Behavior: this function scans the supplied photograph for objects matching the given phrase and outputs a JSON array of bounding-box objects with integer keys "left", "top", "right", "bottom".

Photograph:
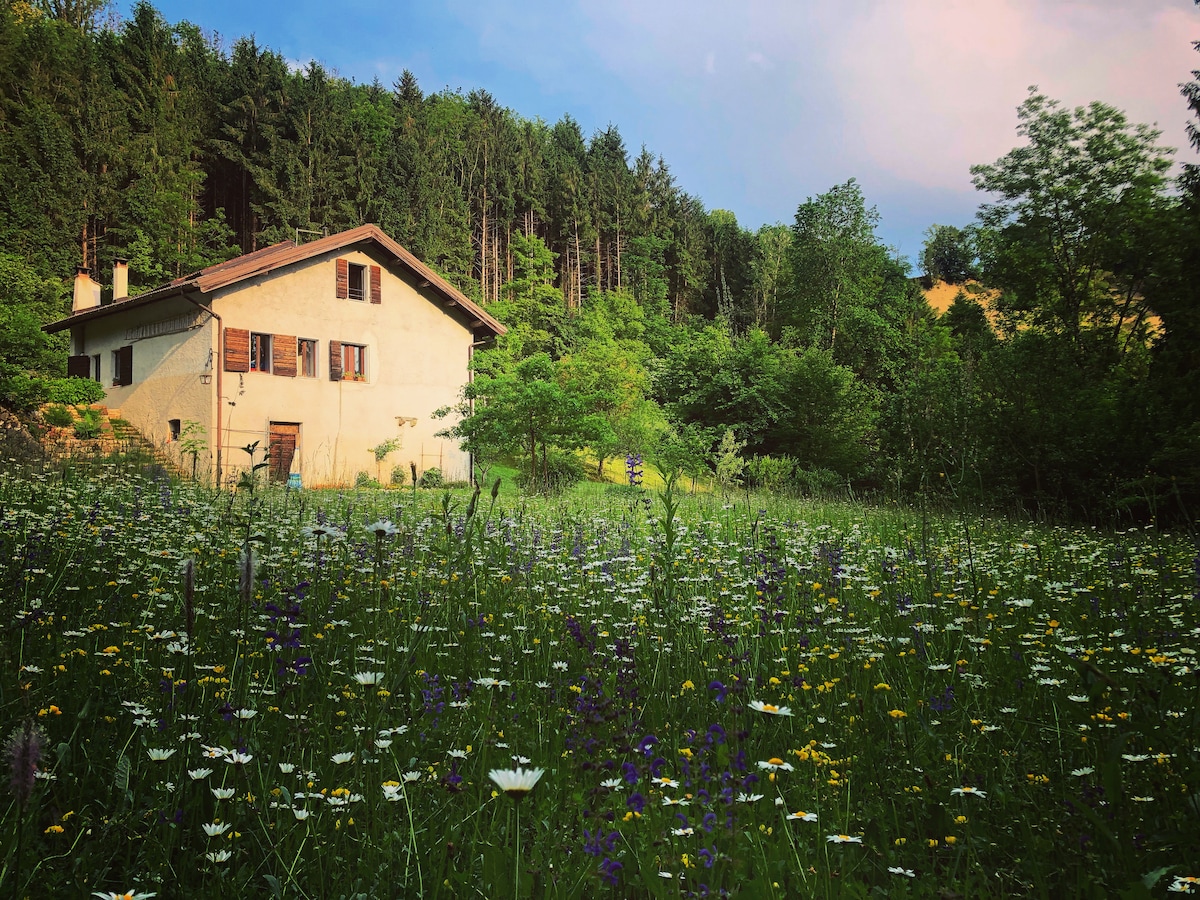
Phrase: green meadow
[{"left": 1, "top": 466, "right": 1197, "bottom": 898}]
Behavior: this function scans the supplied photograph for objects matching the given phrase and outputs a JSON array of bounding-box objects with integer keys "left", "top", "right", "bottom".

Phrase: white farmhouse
[{"left": 44, "top": 224, "right": 504, "bottom": 486}]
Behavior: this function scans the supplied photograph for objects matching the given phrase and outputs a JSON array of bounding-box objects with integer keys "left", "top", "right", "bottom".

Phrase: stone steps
[{"left": 38, "top": 404, "right": 179, "bottom": 475}]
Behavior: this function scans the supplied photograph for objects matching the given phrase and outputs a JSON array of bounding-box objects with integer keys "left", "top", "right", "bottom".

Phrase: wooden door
[{"left": 268, "top": 422, "right": 300, "bottom": 482}]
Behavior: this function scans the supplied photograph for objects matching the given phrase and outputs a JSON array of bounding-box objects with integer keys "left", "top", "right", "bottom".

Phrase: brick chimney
[
  {"left": 72, "top": 266, "right": 101, "bottom": 314},
  {"left": 113, "top": 257, "right": 128, "bottom": 301}
]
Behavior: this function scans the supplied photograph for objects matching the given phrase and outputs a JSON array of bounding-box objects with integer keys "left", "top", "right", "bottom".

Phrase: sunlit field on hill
[{"left": 1, "top": 466, "right": 1197, "bottom": 898}]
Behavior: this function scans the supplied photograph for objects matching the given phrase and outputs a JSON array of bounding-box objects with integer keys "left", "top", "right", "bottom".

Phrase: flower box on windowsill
[{"left": 344, "top": 374, "right": 366, "bottom": 383}]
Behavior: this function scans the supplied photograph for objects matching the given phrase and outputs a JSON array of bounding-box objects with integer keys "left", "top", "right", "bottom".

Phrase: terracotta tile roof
[{"left": 44, "top": 225, "right": 505, "bottom": 337}]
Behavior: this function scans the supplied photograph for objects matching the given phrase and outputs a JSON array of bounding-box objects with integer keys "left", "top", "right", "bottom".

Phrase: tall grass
[{"left": 0, "top": 467, "right": 1197, "bottom": 898}]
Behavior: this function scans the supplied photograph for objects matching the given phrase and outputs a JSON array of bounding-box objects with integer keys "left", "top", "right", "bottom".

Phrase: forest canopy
[{"left": 2, "top": 1, "right": 1198, "bottom": 521}]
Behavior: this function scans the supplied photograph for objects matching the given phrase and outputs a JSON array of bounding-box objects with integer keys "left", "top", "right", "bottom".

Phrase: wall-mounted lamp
[
  {"left": 200, "top": 348, "right": 214, "bottom": 385},
  {"left": 200, "top": 372, "right": 212, "bottom": 385}
]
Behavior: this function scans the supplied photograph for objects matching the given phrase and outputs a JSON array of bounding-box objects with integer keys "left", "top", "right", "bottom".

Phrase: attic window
[
  {"left": 336, "top": 258, "right": 381, "bottom": 303},
  {"left": 347, "top": 263, "right": 366, "bottom": 301}
]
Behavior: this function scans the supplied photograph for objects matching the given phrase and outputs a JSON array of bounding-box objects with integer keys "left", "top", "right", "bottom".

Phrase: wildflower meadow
[{"left": 1, "top": 465, "right": 1198, "bottom": 898}]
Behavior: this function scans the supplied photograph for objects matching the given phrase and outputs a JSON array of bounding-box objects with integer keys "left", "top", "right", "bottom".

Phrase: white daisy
[
  {"left": 488, "top": 766, "right": 545, "bottom": 799},
  {"left": 748, "top": 700, "right": 793, "bottom": 716},
  {"left": 757, "top": 758, "right": 795, "bottom": 772},
  {"left": 950, "top": 786, "right": 986, "bottom": 798}
]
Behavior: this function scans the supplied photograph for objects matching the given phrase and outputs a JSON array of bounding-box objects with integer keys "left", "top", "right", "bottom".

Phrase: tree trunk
[
  {"left": 574, "top": 224, "right": 582, "bottom": 309},
  {"left": 480, "top": 175, "right": 488, "bottom": 302}
]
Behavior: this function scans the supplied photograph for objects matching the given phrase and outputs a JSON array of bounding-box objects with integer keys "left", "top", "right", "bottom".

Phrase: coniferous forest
[{"left": 2, "top": 1, "right": 1199, "bottom": 522}]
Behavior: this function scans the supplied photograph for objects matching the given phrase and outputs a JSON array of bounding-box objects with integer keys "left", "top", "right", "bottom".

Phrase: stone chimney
[
  {"left": 113, "top": 257, "right": 128, "bottom": 301},
  {"left": 72, "top": 266, "right": 101, "bottom": 314}
]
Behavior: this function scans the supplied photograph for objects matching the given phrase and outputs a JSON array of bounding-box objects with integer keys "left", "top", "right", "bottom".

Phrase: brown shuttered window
[
  {"left": 224, "top": 327, "right": 250, "bottom": 372},
  {"left": 272, "top": 334, "right": 297, "bottom": 377},
  {"left": 328, "top": 340, "right": 343, "bottom": 381},
  {"left": 67, "top": 355, "right": 91, "bottom": 378},
  {"left": 335, "top": 258, "right": 349, "bottom": 299},
  {"left": 369, "top": 265, "right": 381, "bottom": 304}
]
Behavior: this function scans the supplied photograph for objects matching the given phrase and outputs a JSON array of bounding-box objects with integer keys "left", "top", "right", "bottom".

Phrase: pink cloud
[{"left": 833, "top": 0, "right": 1198, "bottom": 189}]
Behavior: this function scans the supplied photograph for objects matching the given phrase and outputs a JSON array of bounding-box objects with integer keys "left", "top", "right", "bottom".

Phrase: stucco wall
[
  {"left": 71, "top": 297, "right": 217, "bottom": 476},
  {"left": 212, "top": 245, "right": 473, "bottom": 486}
]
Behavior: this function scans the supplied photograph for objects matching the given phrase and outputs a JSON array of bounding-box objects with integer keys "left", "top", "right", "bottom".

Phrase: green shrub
[
  {"left": 73, "top": 407, "right": 102, "bottom": 440},
  {"left": 518, "top": 450, "right": 584, "bottom": 494},
  {"left": 0, "top": 372, "right": 49, "bottom": 412},
  {"left": 42, "top": 403, "right": 75, "bottom": 428},
  {"left": 355, "top": 471, "right": 382, "bottom": 489},
  {"left": 389, "top": 464, "right": 407, "bottom": 486},
  {"left": 46, "top": 377, "right": 105, "bottom": 406},
  {"left": 746, "top": 454, "right": 796, "bottom": 492},
  {"left": 417, "top": 467, "right": 443, "bottom": 488},
  {"left": 791, "top": 466, "right": 843, "bottom": 498}
]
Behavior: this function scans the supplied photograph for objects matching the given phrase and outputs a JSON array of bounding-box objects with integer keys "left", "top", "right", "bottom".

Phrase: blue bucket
[{"left": 286, "top": 472, "right": 302, "bottom": 490}]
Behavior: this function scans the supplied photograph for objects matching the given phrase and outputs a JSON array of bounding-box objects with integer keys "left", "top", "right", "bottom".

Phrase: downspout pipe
[{"left": 182, "top": 293, "right": 223, "bottom": 487}]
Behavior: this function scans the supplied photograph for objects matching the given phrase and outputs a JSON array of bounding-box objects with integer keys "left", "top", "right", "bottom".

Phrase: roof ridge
[{"left": 43, "top": 225, "right": 504, "bottom": 337}]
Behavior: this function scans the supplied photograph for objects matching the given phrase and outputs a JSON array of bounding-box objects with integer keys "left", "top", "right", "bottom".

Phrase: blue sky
[{"left": 144, "top": 0, "right": 1198, "bottom": 268}]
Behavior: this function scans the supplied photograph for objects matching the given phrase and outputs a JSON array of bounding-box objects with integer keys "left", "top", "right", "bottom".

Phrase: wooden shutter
[
  {"left": 116, "top": 345, "right": 133, "bottom": 386},
  {"left": 67, "top": 355, "right": 91, "bottom": 378},
  {"left": 272, "top": 334, "right": 297, "bottom": 377},
  {"left": 335, "top": 258, "right": 349, "bottom": 299},
  {"left": 329, "top": 340, "right": 342, "bottom": 381},
  {"left": 369, "top": 265, "right": 381, "bottom": 304},
  {"left": 224, "top": 327, "right": 249, "bottom": 372}
]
